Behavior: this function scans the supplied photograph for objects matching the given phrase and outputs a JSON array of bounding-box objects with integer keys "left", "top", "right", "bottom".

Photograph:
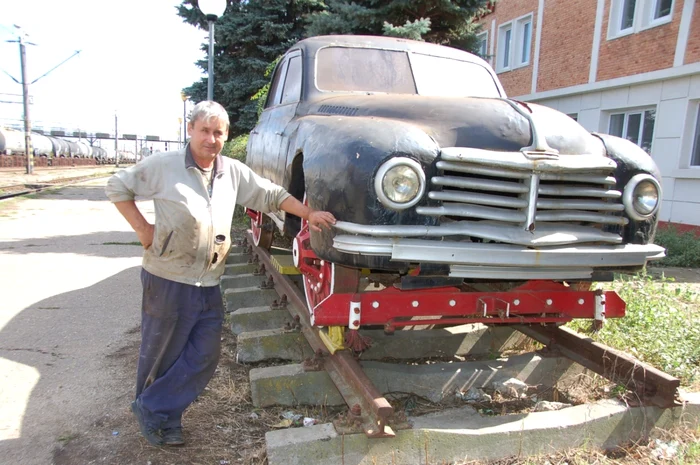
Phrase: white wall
[{"left": 537, "top": 73, "right": 700, "bottom": 226}]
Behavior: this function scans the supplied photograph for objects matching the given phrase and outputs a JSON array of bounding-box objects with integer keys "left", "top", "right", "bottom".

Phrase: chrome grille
[{"left": 416, "top": 148, "right": 627, "bottom": 233}]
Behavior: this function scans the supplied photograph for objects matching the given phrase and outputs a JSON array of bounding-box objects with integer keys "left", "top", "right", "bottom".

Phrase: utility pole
[
  {"left": 114, "top": 113, "right": 119, "bottom": 168},
  {"left": 19, "top": 34, "right": 34, "bottom": 175}
]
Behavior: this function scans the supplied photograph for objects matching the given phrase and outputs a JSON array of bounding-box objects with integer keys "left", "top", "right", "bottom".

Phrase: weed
[
  {"left": 654, "top": 225, "right": 700, "bottom": 267},
  {"left": 57, "top": 432, "right": 79, "bottom": 445},
  {"left": 570, "top": 273, "right": 700, "bottom": 385}
]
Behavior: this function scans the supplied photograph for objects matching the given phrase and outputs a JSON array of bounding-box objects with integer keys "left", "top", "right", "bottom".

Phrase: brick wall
[
  {"left": 536, "top": 0, "right": 597, "bottom": 92},
  {"left": 478, "top": 0, "right": 539, "bottom": 97},
  {"left": 684, "top": 0, "right": 700, "bottom": 64},
  {"left": 596, "top": 0, "right": 683, "bottom": 81}
]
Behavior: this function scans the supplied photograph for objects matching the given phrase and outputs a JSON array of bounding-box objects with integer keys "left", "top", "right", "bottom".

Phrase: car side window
[
  {"left": 265, "top": 60, "right": 289, "bottom": 109},
  {"left": 280, "top": 56, "right": 302, "bottom": 105}
]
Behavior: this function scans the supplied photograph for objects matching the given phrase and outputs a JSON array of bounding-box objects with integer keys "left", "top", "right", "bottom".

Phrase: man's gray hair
[{"left": 190, "top": 101, "right": 230, "bottom": 130}]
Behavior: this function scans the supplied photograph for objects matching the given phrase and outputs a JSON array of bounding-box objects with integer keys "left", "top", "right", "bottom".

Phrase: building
[{"left": 477, "top": 0, "right": 700, "bottom": 230}]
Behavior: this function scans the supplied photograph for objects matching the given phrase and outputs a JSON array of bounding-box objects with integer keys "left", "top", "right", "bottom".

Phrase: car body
[{"left": 247, "top": 34, "right": 664, "bottom": 278}]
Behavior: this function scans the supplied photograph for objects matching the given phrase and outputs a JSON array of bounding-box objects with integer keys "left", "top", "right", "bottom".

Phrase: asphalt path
[{"left": 0, "top": 176, "right": 151, "bottom": 464}]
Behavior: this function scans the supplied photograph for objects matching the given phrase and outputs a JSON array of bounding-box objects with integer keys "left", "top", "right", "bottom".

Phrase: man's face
[{"left": 188, "top": 117, "right": 228, "bottom": 163}]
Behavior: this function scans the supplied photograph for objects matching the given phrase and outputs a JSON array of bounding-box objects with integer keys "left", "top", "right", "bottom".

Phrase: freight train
[{"left": 0, "top": 126, "right": 136, "bottom": 165}]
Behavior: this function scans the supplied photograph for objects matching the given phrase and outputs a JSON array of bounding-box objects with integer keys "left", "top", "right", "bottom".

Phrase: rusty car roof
[{"left": 292, "top": 35, "right": 484, "bottom": 63}]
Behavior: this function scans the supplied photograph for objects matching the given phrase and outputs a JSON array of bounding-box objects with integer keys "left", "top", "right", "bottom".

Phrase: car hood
[{"left": 307, "top": 94, "right": 605, "bottom": 156}]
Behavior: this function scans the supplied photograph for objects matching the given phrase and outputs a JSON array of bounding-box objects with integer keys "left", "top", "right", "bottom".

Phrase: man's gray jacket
[{"left": 105, "top": 147, "right": 291, "bottom": 287}]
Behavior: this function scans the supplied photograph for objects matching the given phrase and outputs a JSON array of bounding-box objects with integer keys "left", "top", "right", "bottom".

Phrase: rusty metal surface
[
  {"left": 244, "top": 232, "right": 396, "bottom": 438},
  {"left": 515, "top": 325, "right": 680, "bottom": 408}
]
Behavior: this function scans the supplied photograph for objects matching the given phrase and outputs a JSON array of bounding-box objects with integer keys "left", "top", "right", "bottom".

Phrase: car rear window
[
  {"left": 316, "top": 47, "right": 417, "bottom": 94},
  {"left": 410, "top": 53, "right": 501, "bottom": 98},
  {"left": 316, "top": 46, "right": 501, "bottom": 98}
]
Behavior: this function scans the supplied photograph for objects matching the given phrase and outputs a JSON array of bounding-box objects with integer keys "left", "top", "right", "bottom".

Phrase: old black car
[{"left": 245, "top": 35, "right": 664, "bottom": 345}]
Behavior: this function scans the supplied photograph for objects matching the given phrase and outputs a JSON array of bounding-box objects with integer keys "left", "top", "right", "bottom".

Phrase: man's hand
[
  {"left": 308, "top": 210, "right": 336, "bottom": 232},
  {"left": 113, "top": 200, "right": 154, "bottom": 250},
  {"left": 136, "top": 223, "right": 155, "bottom": 249}
]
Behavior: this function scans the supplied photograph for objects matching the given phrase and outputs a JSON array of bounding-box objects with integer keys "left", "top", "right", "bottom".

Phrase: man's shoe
[
  {"left": 130, "top": 401, "right": 163, "bottom": 446},
  {"left": 161, "top": 427, "right": 184, "bottom": 446}
]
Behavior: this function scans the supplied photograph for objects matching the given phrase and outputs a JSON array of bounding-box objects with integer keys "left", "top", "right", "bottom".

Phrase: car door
[{"left": 248, "top": 58, "right": 288, "bottom": 178}]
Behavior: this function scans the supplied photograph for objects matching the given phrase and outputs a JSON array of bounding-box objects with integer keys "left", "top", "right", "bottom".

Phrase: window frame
[
  {"left": 607, "top": 107, "right": 656, "bottom": 154},
  {"left": 495, "top": 13, "right": 533, "bottom": 73},
  {"left": 476, "top": 31, "right": 488, "bottom": 59},
  {"left": 280, "top": 54, "right": 302, "bottom": 105},
  {"left": 608, "top": 0, "right": 674, "bottom": 40},
  {"left": 690, "top": 105, "right": 700, "bottom": 167}
]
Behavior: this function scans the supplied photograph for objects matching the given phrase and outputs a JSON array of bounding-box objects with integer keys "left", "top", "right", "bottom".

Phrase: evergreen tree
[
  {"left": 177, "top": 0, "right": 323, "bottom": 137},
  {"left": 305, "top": 0, "right": 492, "bottom": 51},
  {"left": 178, "top": 0, "right": 491, "bottom": 137}
]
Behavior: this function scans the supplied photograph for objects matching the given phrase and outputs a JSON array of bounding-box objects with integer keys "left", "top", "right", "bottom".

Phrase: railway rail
[
  {"left": 233, "top": 230, "right": 681, "bottom": 443},
  {"left": 0, "top": 172, "right": 115, "bottom": 200}
]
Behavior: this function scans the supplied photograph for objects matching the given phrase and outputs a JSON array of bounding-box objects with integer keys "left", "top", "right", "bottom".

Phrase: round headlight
[
  {"left": 383, "top": 165, "right": 420, "bottom": 203},
  {"left": 633, "top": 180, "right": 658, "bottom": 215},
  {"left": 374, "top": 157, "right": 425, "bottom": 210},
  {"left": 623, "top": 174, "right": 661, "bottom": 221}
]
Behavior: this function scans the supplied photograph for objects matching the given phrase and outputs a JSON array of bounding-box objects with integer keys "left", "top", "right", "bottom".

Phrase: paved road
[{"left": 0, "top": 176, "right": 151, "bottom": 464}]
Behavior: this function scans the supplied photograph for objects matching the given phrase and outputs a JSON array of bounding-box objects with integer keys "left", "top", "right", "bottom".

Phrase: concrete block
[
  {"left": 220, "top": 273, "right": 267, "bottom": 291},
  {"left": 360, "top": 325, "right": 527, "bottom": 360},
  {"left": 230, "top": 306, "right": 293, "bottom": 335},
  {"left": 250, "top": 364, "right": 343, "bottom": 408},
  {"left": 250, "top": 354, "right": 582, "bottom": 407},
  {"left": 362, "top": 353, "right": 581, "bottom": 403},
  {"left": 224, "top": 287, "right": 279, "bottom": 312},
  {"left": 267, "top": 398, "right": 700, "bottom": 465},
  {"left": 226, "top": 252, "right": 252, "bottom": 264},
  {"left": 224, "top": 263, "right": 258, "bottom": 275},
  {"left": 237, "top": 329, "right": 314, "bottom": 363}
]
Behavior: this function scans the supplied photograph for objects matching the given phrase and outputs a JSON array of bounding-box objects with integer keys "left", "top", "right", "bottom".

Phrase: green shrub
[
  {"left": 570, "top": 273, "right": 700, "bottom": 385},
  {"left": 654, "top": 225, "right": 700, "bottom": 268},
  {"left": 221, "top": 135, "right": 249, "bottom": 162}
]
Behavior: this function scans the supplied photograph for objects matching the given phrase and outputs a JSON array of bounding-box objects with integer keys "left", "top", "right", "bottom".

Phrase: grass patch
[
  {"left": 654, "top": 225, "right": 700, "bottom": 267},
  {"left": 57, "top": 432, "right": 79, "bottom": 445},
  {"left": 569, "top": 273, "right": 700, "bottom": 386},
  {"left": 102, "top": 242, "right": 142, "bottom": 246}
]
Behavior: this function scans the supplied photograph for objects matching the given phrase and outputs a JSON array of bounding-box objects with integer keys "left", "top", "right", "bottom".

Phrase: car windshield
[{"left": 316, "top": 47, "right": 501, "bottom": 98}]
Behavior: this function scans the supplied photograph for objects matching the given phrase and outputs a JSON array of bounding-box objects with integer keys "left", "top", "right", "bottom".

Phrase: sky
[{"left": 0, "top": 0, "right": 208, "bottom": 143}]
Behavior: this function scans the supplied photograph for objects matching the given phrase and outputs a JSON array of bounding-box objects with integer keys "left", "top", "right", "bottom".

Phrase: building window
[
  {"left": 567, "top": 113, "right": 579, "bottom": 122},
  {"left": 476, "top": 31, "right": 488, "bottom": 59},
  {"left": 608, "top": 109, "right": 656, "bottom": 154},
  {"left": 609, "top": 0, "right": 674, "bottom": 38},
  {"left": 496, "top": 13, "right": 533, "bottom": 73},
  {"left": 691, "top": 106, "right": 700, "bottom": 166}
]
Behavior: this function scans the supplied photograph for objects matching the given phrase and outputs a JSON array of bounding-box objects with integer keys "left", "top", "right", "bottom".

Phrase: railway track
[
  {"left": 0, "top": 173, "right": 113, "bottom": 200},
  {"left": 224, "top": 230, "right": 683, "bottom": 463}
]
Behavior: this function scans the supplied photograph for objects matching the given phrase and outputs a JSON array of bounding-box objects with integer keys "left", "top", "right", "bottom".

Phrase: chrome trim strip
[
  {"left": 435, "top": 160, "right": 617, "bottom": 184},
  {"left": 391, "top": 240, "right": 665, "bottom": 267},
  {"left": 432, "top": 175, "right": 528, "bottom": 193},
  {"left": 536, "top": 199, "right": 624, "bottom": 211},
  {"left": 332, "top": 234, "right": 665, "bottom": 268},
  {"left": 440, "top": 147, "right": 617, "bottom": 172},
  {"left": 416, "top": 204, "right": 526, "bottom": 222},
  {"left": 525, "top": 174, "right": 539, "bottom": 231},
  {"left": 537, "top": 186, "right": 621, "bottom": 197},
  {"left": 428, "top": 190, "right": 528, "bottom": 208},
  {"left": 535, "top": 211, "right": 628, "bottom": 225},
  {"left": 449, "top": 265, "right": 594, "bottom": 280},
  {"left": 333, "top": 220, "right": 624, "bottom": 246}
]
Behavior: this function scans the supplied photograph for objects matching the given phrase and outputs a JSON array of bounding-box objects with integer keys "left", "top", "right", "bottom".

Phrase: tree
[
  {"left": 305, "top": 0, "right": 492, "bottom": 51},
  {"left": 177, "top": 0, "right": 323, "bottom": 137},
  {"left": 178, "top": 0, "right": 491, "bottom": 138}
]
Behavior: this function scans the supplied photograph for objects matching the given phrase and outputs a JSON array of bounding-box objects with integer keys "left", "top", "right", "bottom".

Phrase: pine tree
[
  {"left": 178, "top": 0, "right": 323, "bottom": 137},
  {"left": 305, "top": 0, "right": 491, "bottom": 51}
]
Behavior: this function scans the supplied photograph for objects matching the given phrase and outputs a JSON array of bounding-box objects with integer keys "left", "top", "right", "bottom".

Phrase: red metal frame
[{"left": 312, "top": 280, "right": 625, "bottom": 330}]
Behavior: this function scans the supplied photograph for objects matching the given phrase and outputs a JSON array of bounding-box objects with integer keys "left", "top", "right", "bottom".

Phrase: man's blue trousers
[{"left": 134, "top": 268, "right": 224, "bottom": 429}]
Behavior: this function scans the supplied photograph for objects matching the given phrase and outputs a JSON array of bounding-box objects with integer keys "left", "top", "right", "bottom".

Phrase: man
[{"left": 105, "top": 101, "right": 334, "bottom": 446}]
